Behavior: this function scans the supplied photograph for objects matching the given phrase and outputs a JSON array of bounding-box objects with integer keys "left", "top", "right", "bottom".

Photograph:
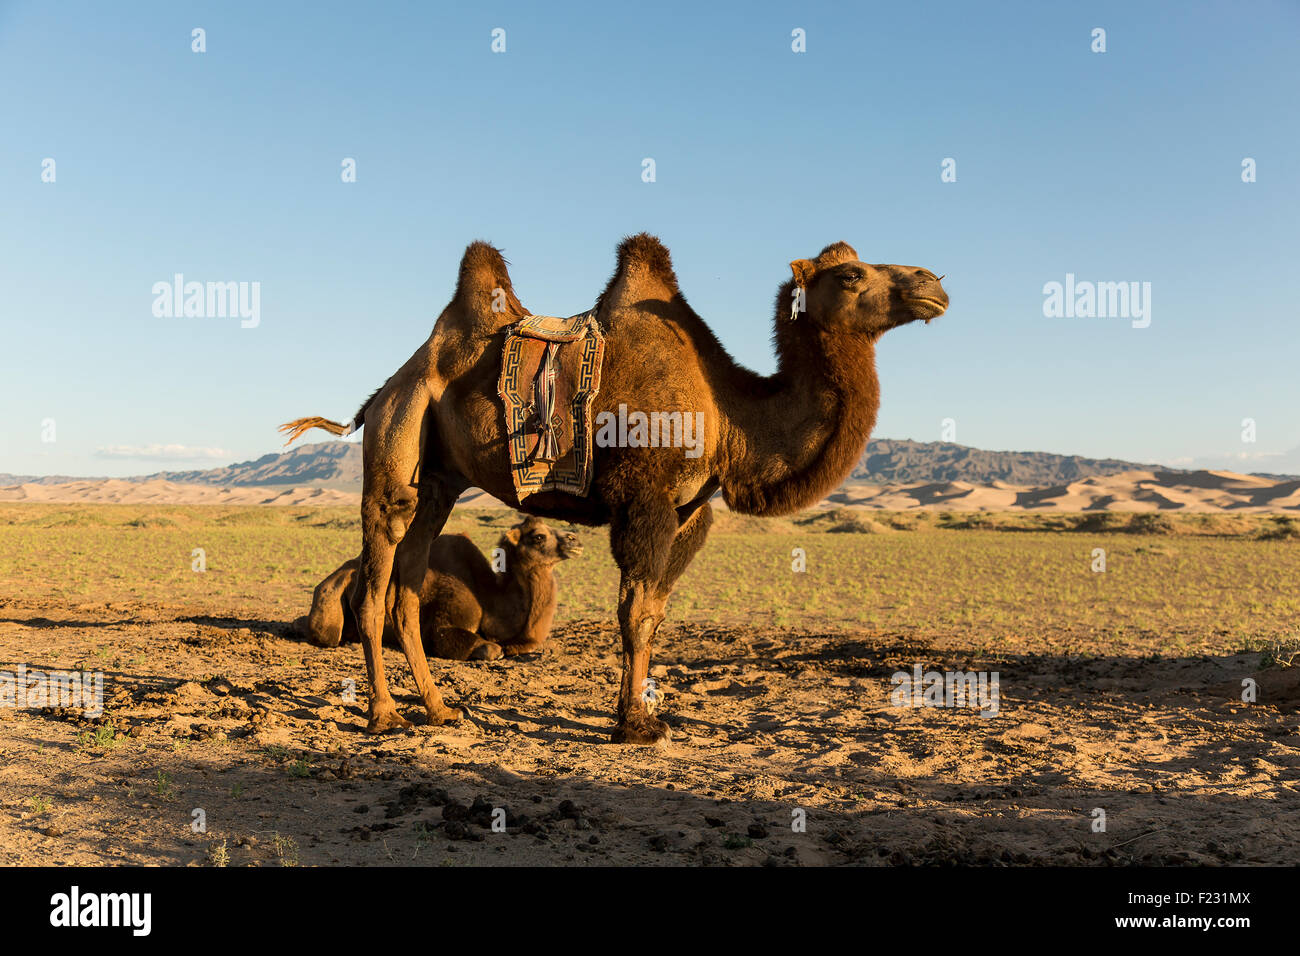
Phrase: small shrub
[
  {"left": 1077, "top": 512, "right": 1123, "bottom": 533},
  {"left": 1128, "top": 513, "right": 1176, "bottom": 535},
  {"left": 1257, "top": 516, "right": 1300, "bottom": 541},
  {"left": 126, "top": 515, "right": 177, "bottom": 529}
]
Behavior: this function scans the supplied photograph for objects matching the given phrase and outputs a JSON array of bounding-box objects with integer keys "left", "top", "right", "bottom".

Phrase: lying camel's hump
[{"left": 421, "top": 533, "right": 497, "bottom": 599}]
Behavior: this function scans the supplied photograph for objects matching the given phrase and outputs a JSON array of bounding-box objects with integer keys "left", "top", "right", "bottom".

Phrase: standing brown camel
[{"left": 281, "top": 235, "right": 947, "bottom": 743}]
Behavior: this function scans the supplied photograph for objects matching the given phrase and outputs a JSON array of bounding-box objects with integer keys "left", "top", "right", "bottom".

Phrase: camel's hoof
[
  {"left": 425, "top": 706, "right": 463, "bottom": 727},
  {"left": 366, "top": 709, "right": 413, "bottom": 734},
  {"left": 611, "top": 716, "right": 670, "bottom": 745},
  {"left": 470, "top": 642, "right": 503, "bottom": 661}
]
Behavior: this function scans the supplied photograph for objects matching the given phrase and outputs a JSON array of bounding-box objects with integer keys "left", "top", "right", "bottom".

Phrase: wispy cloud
[
  {"left": 95, "top": 444, "right": 230, "bottom": 461},
  {"left": 1167, "top": 446, "right": 1300, "bottom": 474}
]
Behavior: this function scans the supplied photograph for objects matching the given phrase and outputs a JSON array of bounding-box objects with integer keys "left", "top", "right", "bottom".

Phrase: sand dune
[
  {"left": 2, "top": 469, "right": 1297, "bottom": 512},
  {"left": 825, "top": 469, "right": 1300, "bottom": 513},
  {"left": 0, "top": 480, "right": 517, "bottom": 509},
  {"left": 0, "top": 480, "right": 362, "bottom": 507}
]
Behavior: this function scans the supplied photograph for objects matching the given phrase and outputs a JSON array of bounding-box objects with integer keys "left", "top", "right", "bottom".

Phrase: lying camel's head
[
  {"left": 502, "top": 516, "right": 582, "bottom": 570},
  {"left": 788, "top": 242, "right": 948, "bottom": 336}
]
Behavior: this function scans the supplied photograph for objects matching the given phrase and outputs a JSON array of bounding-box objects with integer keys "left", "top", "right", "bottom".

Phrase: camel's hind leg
[
  {"left": 351, "top": 402, "right": 460, "bottom": 733},
  {"left": 352, "top": 486, "right": 414, "bottom": 732},
  {"left": 389, "top": 482, "right": 463, "bottom": 725}
]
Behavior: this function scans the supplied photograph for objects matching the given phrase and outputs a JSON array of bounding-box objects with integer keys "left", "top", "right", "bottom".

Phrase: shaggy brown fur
[
  {"left": 293, "top": 516, "right": 580, "bottom": 660},
  {"left": 281, "top": 234, "right": 948, "bottom": 741}
]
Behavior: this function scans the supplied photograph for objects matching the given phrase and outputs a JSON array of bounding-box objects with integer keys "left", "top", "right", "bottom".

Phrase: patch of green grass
[
  {"left": 1260, "top": 636, "right": 1300, "bottom": 669},
  {"left": 154, "top": 771, "right": 173, "bottom": 799},
  {"left": 78, "top": 724, "right": 119, "bottom": 750},
  {"left": 272, "top": 832, "right": 299, "bottom": 867}
]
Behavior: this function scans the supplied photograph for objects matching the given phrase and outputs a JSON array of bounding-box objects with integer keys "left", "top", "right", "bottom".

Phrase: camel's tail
[
  {"left": 278, "top": 416, "right": 354, "bottom": 445},
  {"left": 279, "top": 380, "right": 387, "bottom": 446}
]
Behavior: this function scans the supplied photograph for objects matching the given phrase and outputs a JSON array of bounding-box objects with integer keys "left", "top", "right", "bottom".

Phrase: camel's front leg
[
  {"left": 611, "top": 499, "right": 714, "bottom": 744},
  {"left": 609, "top": 498, "right": 677, "bottom": 744},
  {"left": 612, "top": 578, "right": 671, "bottom": 743}
]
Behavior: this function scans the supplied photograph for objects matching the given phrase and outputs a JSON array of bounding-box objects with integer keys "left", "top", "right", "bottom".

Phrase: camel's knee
[{"left": 304, "top": 606, "right": 343, "bottom": 648}]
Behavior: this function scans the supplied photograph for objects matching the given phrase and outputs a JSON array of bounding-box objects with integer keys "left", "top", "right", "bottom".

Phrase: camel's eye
[
  {"left": 530, "top": 533, "right": 547, "bottom": 544},
  {"left": 840, "top": 270, "right": 863, "bottom": 285}
]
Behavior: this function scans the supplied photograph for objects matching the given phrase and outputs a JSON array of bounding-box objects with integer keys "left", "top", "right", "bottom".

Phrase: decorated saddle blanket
[{"left": 498, "top": 310, "right": 605, "bottom": 501}]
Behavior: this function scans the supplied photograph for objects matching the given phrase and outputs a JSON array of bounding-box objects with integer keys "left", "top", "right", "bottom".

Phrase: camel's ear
[
  {"left": 790, "top": 259, "right": 817, "bottom": 288},
  {"left": 504, "top": 527, "right": 522, "bottom": 546}
]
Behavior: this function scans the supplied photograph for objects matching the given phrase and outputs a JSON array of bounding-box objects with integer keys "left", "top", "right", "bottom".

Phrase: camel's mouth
[
  {"left": 907, "top": 295, "right": 948, "bottom": 323},
  {"left": 558, "top": 539, "right": 584, "bottom": 559}
]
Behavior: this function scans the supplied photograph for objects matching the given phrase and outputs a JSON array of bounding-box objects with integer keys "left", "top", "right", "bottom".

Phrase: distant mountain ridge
[
  {"left": 852, "top": 439, "right": 1174, "bottom": 486},
  {"left": 0, "top": 439, "right": 1237, "bottom": 493},
  {"left": 144, "top": 441, "right": 365, "bottom": 489}
]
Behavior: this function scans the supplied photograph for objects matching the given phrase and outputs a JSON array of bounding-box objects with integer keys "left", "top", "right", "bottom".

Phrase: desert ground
[{"left": 1, "top": 502, "right": 1298, "bottom": 866}]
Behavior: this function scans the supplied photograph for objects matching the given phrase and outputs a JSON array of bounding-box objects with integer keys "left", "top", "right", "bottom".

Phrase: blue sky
[{"left": 2, "top": 0, "right": 1297, "bottom": 478}]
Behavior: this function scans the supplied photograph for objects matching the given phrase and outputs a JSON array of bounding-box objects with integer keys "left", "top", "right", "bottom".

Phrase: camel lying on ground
[
  {"left": 293, "top": 516, "right": 581, "bottom": 661},
  {"left": 281, "top": 234, "right": 948, "bottom": 742}
]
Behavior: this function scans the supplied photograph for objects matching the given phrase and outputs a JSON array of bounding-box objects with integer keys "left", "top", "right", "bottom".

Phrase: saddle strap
[{"left": 530, "top": 342, "right": 561, "bottom": 463}]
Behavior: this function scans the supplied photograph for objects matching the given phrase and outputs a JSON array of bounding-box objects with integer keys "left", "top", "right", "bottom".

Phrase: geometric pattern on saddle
[{"left": 498, "top": 309, "right": 605, "bottom": 501}]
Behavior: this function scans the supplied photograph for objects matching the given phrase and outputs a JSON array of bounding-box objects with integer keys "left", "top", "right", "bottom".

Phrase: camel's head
[
  {"left": 503, "top": 516, "right": 583, "bottom": 570},
  {"left": 788, "top": 242, "right": 948, "bottom": 336}
]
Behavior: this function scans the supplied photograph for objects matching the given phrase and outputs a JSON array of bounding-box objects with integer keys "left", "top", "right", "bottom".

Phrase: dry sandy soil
[{"left": 2, "top": 600, "right": 1297, "bottom": 866}]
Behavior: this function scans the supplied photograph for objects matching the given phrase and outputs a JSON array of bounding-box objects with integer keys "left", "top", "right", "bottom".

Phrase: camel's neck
[
  {"left": 499, "top": 564, "right": 558, "bottom": 640},
  {"left": 717, "top": 323, "right": 880, "bottom": 516}
]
